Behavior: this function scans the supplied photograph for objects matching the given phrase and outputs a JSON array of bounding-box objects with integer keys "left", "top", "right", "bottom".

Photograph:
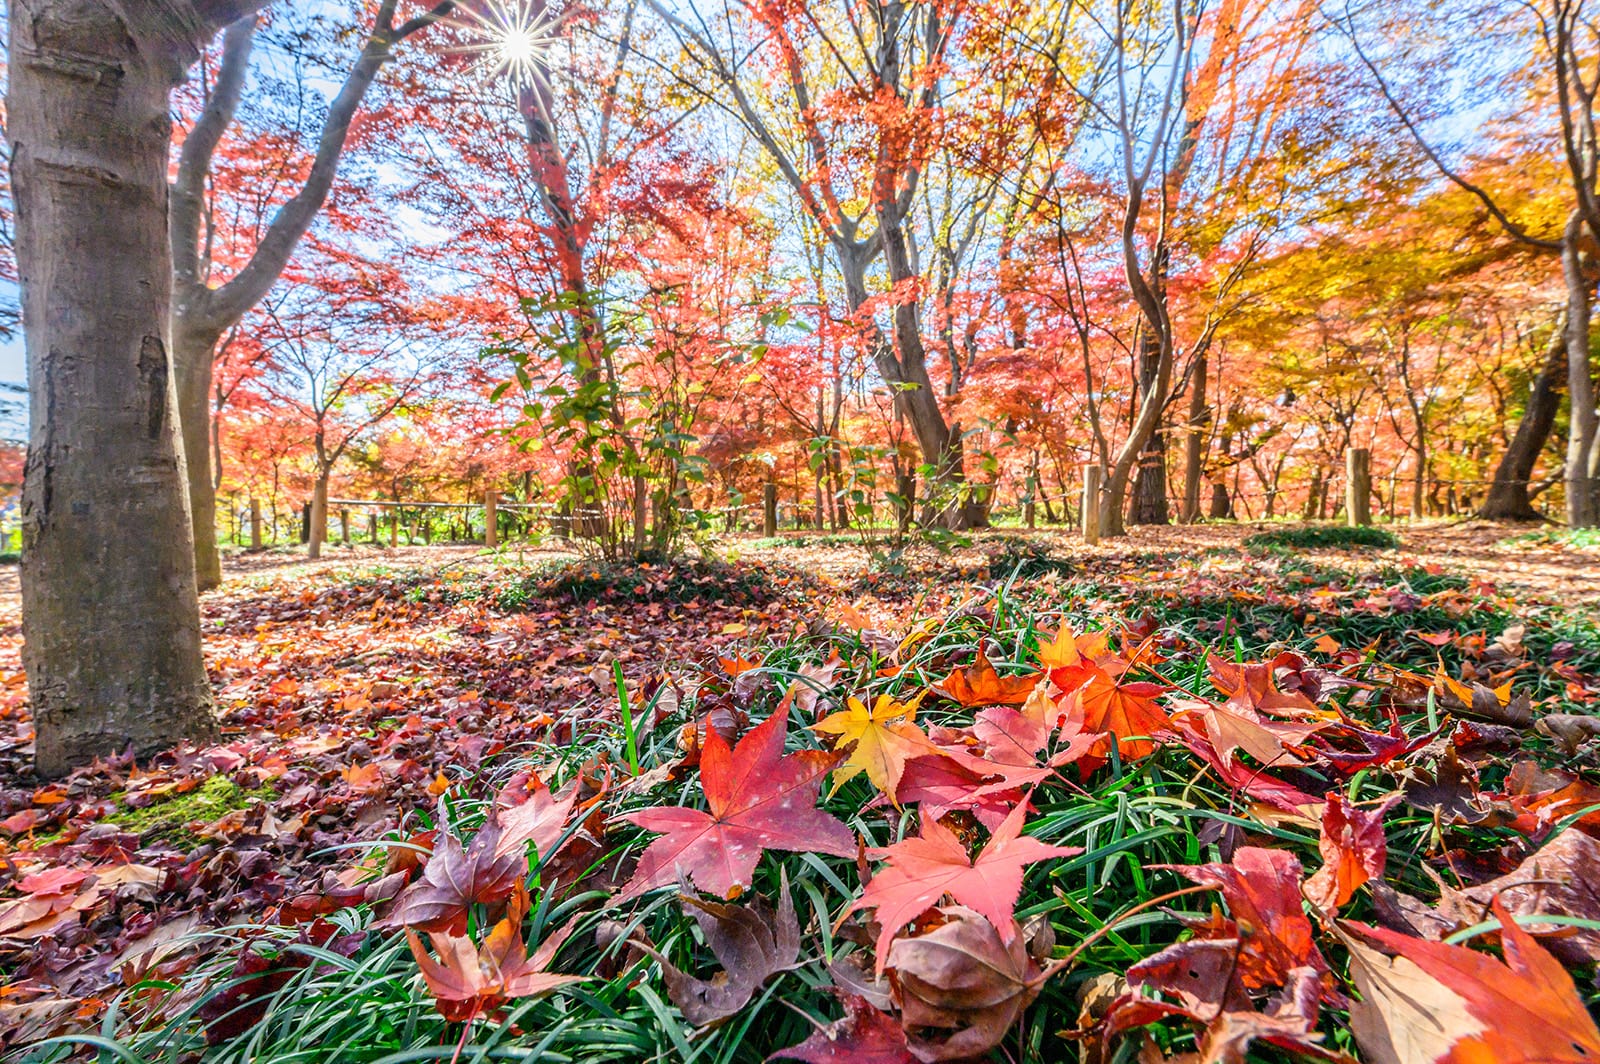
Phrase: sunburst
[{"left": 448, "top": 0, "right": 561, "bottom": 90}]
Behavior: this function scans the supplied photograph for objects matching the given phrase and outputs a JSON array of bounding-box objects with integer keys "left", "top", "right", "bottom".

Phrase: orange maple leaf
[
  {"left": 936, "top": 652, "right": 1041, "bottom": 707},
  {"left": 1064, "top": 669, "right": 1170, "bottom": 760}
]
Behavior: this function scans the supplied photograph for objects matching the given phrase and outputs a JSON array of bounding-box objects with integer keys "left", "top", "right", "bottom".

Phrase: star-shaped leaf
[
  {"left": 1064, "top": 668, "right": 1171, "bottom": 760},
  {"left": 620, "top": 705, "right": 855, "bottom": 899},
  {"left": 814, "top": 693, "right": 933, "bottom": 802},
  {"left": 846, "top": 803, "right": 1078, "bottom": 970}
]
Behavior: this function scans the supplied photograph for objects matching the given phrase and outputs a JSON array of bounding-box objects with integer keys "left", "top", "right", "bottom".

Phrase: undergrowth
[
  {"left": 21, "top": 545, "right": 1600, "bottom": 1064},
  {"left": 1242, "top": 524, "right": 1401, "bottom": 551}
]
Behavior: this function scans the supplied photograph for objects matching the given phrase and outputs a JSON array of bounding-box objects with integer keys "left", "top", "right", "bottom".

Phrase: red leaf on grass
[
  {"left": 408, "top": 888, "right": 584, "bottom": 1023},
  {"left": 846, "top": 802, "right": 1078, "bottom": 970},
  {"left": 389, "top": 820, "right": 521, "bottom": 933},
  {"left": 619, "top": 703, "right": 855, "bottom": 899},
  {"left": 1305, "top": 793, "right": 1392, "bottom": 912},
  {"left": 494, "top": 773, "right": 580, "bottom": 861},
  {"left": 1164, "top": 847, "right": 1328, "bottom": 991},
  {"left": 1063, "top": 669, "right": 1170, "bottom": 761},
  {"left": 1342, "top": 897, "right": 1600, "bottom": 1063},
  {"left": 767, "top": 993, "right": 915, "bottom": 1063}
]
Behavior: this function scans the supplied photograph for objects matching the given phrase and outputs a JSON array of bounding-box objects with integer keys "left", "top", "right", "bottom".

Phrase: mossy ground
[{"left": 104, "top": 776, "right": 275, "bottom": 848}]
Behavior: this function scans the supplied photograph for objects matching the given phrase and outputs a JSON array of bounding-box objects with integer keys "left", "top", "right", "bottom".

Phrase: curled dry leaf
[
  {"left": 1304, "top": 793, "right": 1393, "bottom": 912},
  {"left": 635, "top": 872, "right": 800, "bottom": 1027},
  {"left": 1437, "top": 829, "right": 1600, "bottom": 965},
  {"left": 885, "top": 906, "right": 1042, "bottom": 1063},
  {"left": 1536, "top": 713, "right": 1600, "bottom": 756}
]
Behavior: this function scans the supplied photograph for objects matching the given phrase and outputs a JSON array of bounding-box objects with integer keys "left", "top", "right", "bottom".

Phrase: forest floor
[{"left": 2, "top": 519, "right": 1600, "bottom": 1059}]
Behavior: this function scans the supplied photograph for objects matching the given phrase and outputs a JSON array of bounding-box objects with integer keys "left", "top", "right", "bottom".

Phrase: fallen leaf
[
  {"left": 767, "top": 992, "right": 915, "bottom": 1063},
  {"left": 408, "top": 887, "right": 584, "bottom": 1023},
  {"left": 1305, "top": 794, "right": 1392, "bottom": 912},
  {"left": 1342, "top": 897, "right": 1600, "bottom": 1063},
  {"left": 1438, "top": 830, "right": 1600, "bottom": 965},
  {"left": 814, "top": 693, "right": 932, "bottom": 801},
  {"left": 494, "top": 774, "right": 579, "bottom": 862},
  {"left": 389, "top": 820, "right": 522, "bottom": 933},
  {"left": 1063, "top": 669, "right": 1171, "bottom": 760},
  {"left": 935, "top": 652, "right": 1042, "bottom": 708},
  {"left": 847, "top": 802, "right": 1078, "bottom": 970},
  {"left": 620, "top": 703, "right": 855, "bottom": 899},
  {"left": 886, "top": 906, "right": 1043, "bottom": 1062},
  {"left": 636, "top": 871, "right": 800, "bottom": 1026}
]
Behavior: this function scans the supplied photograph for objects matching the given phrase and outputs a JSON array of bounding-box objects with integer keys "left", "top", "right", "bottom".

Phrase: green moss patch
[{"left": 105, "top": 776, "right": 274, "bottom": 848}]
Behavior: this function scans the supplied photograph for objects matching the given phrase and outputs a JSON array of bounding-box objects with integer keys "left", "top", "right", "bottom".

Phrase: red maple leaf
[
  {"left": 846, "top": 802, "right": 1078, "bottom": 969},
  {"left": 935, "top": 651, "right": 1042, "bottom": 707},
  {"left": 1343, "top": 897, "right": 1600, "bottom": 1063},
  {"left": 1304, "top": 793, "right": 1393, "bottom": 912},
  {"left": 1164, "top": 847, "right": 1328, "bottom": 991},
  {"left": 769, "top": 992, "right": 915, "bottom": 1063},
  {"left": 408, "top": 887, "right": 584, "bottom": 1024},
  {"left": 619, "top": 705, "right": 855, "bottom": 899}
]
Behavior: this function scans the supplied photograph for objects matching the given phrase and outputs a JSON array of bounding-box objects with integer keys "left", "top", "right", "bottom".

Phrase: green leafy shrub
[{"left": 1243, "top": 524, "right": 1400, "bottom": 551}]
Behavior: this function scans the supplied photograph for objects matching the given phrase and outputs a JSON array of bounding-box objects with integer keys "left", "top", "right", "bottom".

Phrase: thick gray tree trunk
[
  {"left": 1563, "top": 212, "right": 1599, "bottom": 527},
  {"left": 1480, "top": 316, "right": 1565, "bottom": 520},
  {"left": 6, "top": 0, "right": 263, "bottom": 775}
]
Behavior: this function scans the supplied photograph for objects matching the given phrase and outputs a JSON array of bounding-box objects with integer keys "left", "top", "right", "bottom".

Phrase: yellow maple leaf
[{"left": 813, "top": 693, "right": 929, "bottom": 802}]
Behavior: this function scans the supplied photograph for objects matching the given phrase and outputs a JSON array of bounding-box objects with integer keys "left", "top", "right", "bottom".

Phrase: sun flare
[{"left": 451, "top": 0, "right": 559, "bottom": 89}]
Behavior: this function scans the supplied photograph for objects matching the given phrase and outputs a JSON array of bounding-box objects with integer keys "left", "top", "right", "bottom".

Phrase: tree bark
[
  {"left": 1480, "top": 316, "right": 1566, "bottom": 520},
  {"left": 8, "top": 0, "right": 252, "bottom": 775},
  {"left": 308, "top": 470, "right": 329, "bottom": 560},
  {"left": 1181, "top": 349, "right": 1208, "bottom": 522},
  {"left": 1130, "top": 324, "right": 1171, "bottom": 525},
  {"left": 1563, "top": 212, "right": 1599, "bottom": 527}
]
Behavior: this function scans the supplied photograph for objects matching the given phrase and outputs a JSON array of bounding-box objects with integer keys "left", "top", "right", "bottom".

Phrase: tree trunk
[
  {"left": 1480, "top": 319, "right": 1565, "bottom": 520},
  {"left": 308, "top": 471, "right": 329, "bottom": 559},
  {"left": 10, "top": 0, "right": 223, "bottom": 776},
  {"left": 173, "top": 321, "right": 225, "bottom": 587},
  {"left": 1130, "top": 327, "right": 1170, "bottom": 525},
  {"left": 1181, "top": 350, "right": 1208, "bottom": 523},
  {"left": 1563, "top": 212, "right": 1599, "bottom": 527}
]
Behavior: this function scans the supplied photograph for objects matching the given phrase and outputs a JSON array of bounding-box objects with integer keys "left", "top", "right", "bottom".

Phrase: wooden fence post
[
  {"left": 484, "top": 490, "right": 499, "bottom": 549},
  {"left": 762, "top": 482, "right": 777, "bottom": 538},
  {"left": 340, "top": 508, "right": 350, "bottom": 545},
  {"left": 1346, "top": 448, "right": 1372, "bottom": 527},
  {"left": 300, "top": 502, "right": 311, "bottom": 544},
  {"left": 390, "top": 508, "right": 399, "bottom": 547},
  {"left": 368, "top": 513, "right": 379, "bottom": 544},
  {"left": 249, "top": 499, "right": 262, "bottom": 550},
  {"left": 1082, "top": 466, "right": 1103, "bottom": 545}
]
